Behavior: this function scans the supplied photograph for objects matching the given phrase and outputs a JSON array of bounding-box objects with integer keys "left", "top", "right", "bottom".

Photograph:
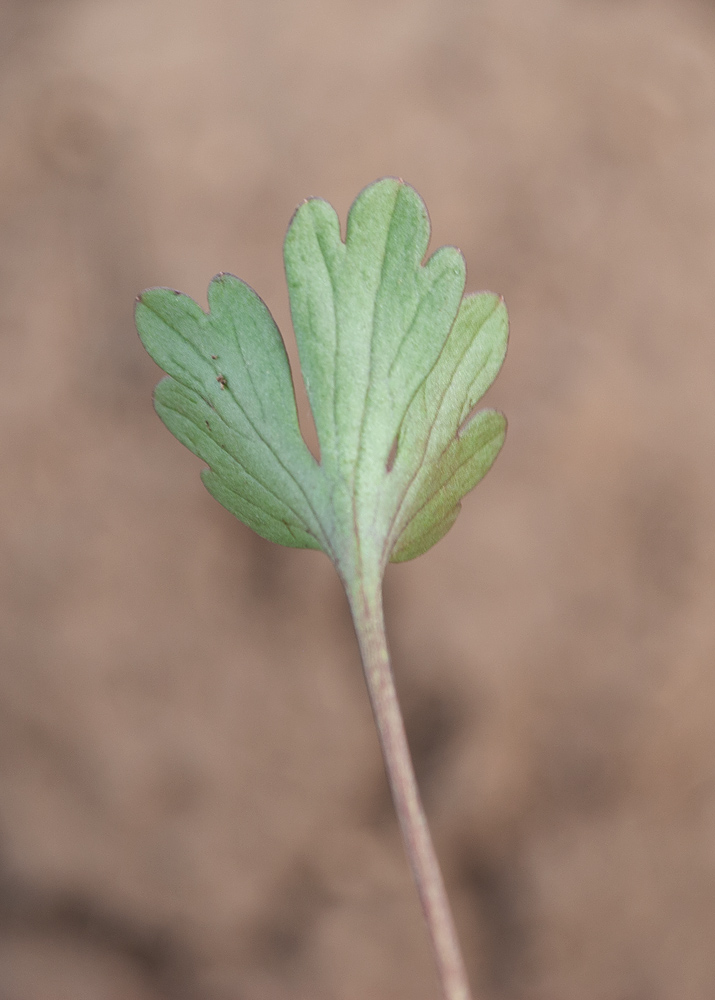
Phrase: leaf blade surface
[{"left": 136, "top": 180, "right": 508, "bottom": 578}]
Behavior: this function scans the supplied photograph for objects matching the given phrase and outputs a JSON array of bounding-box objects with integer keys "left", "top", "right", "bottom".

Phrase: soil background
[{"left": 2, "top": 1, "right": 715, "bottom": 998}]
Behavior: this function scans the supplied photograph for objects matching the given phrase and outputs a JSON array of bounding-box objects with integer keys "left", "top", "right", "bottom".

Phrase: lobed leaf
[
  {"left": 135, "top": 275, "right": 330, "bottom": 553},
  {"left": 136, "top": 180, "right": 507, "bottom": 582}
]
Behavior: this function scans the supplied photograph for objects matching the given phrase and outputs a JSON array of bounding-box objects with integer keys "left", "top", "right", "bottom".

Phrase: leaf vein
[
  {"left": 160, "top": 396, "right": 323, "bottom": 545},
  {"left": 393, "top": 417, "right": 502, "bottom": 539},
  {"left": 351, "top": 184, "right": 402, "bottom": 570}
]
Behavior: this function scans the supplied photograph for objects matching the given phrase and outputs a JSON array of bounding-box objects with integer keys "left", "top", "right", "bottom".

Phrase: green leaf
[
  {"left": 135, "top": 275, "right": 329, "bottom": 552},
  {"left": 136, "top": 179, "right": 507, "bottom": 584}
]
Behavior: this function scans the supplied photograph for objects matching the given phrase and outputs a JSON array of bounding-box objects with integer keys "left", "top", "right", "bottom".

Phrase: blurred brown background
[{"left": 1, "top": 0, "right": 715, "bottom": 997}]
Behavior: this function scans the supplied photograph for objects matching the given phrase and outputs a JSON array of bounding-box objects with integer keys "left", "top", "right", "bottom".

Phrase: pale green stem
[{"left": 346, "top": 576, "right": 474, "bottom": 1000}]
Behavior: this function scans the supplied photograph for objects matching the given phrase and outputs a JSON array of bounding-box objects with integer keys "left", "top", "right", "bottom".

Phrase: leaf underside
[{"left": 136, "top": 178, "right": 508, "bottom": 581}]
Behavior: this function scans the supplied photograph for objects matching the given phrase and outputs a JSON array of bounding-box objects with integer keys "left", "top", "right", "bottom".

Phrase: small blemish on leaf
[
  {"left": 211, "top": 354, "right": 218, "bottom": 360},
  {"left": 217, "top": 374, "right": 228, "bottom": 389}
]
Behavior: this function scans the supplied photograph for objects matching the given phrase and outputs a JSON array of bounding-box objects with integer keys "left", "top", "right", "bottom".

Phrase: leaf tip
[{"left": 209, "top": 271, "right": 238, "bottom": 290}]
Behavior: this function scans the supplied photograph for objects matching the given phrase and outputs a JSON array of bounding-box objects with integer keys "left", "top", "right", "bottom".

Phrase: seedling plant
[{"left": 136, "top": 178, "right": 508, "bottom": 1000}]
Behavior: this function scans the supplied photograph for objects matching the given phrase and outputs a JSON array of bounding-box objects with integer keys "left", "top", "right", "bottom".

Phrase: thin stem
[{"left": 347, "top": 577, "right": 474, "bottom": 1000}]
